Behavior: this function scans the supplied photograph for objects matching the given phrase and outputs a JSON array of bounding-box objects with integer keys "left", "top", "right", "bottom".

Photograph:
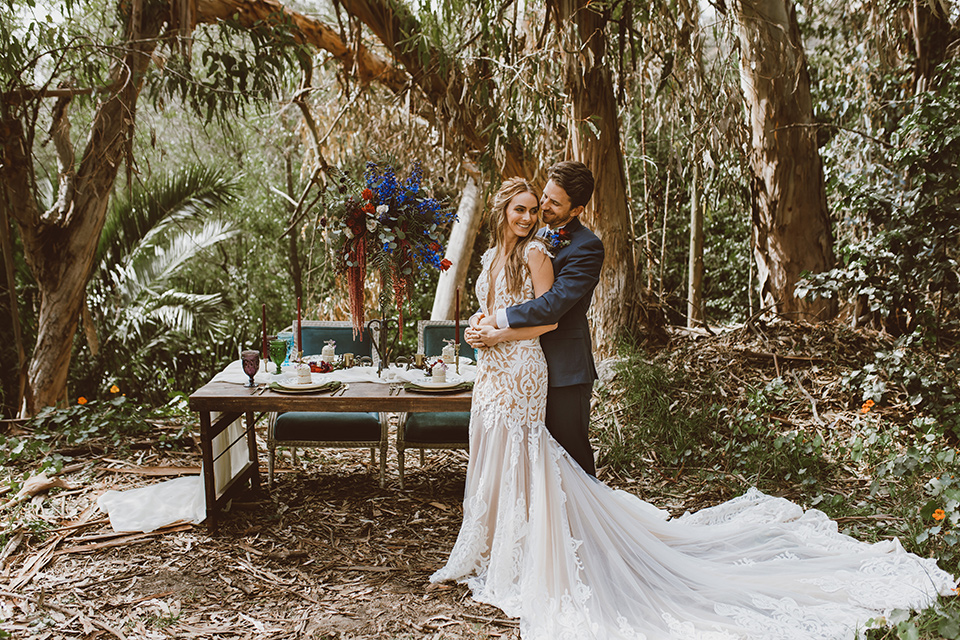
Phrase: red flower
[
  {"left": 361, "top": 188, "right": 373, "bottom": 200},
  {"left": 430, "top": 242, "right": 441, "bottom": 253},
  {"left": 363, "top": 203, "right": 375, "bottom": 214},
  {"left": 440, "top": 258, "right": 452, "bottom": 271}
]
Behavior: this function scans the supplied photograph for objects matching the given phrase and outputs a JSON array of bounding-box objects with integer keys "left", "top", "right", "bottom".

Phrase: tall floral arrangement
[{"left": 328, "top": 162, "right": 455, "bottom": 336}]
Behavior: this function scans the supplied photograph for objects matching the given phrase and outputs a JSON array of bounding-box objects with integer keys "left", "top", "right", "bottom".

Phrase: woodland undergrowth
[{"left": 593, "top": 319, "right": 960, "bottom": 639}]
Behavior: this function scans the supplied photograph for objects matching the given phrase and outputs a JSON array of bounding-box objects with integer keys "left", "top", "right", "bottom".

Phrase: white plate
[
  {"left": 410, "top": 375, "right": 463, "bottom": 389},
  {"left": 275, "top": 379, "right": 328, "bottom": 391}
]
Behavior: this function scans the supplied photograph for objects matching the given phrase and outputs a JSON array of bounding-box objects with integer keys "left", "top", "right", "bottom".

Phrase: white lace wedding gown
[{"left": 431, "top": 244, "right": 956, "bottom": 640}]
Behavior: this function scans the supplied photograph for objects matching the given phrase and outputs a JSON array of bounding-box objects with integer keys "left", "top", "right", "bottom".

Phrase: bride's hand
[{"left": 464, "top": 326, "right": 486, "bottom": 349}]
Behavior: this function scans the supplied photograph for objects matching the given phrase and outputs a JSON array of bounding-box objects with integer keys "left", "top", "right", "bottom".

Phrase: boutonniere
[{"left": 545, "top": 227, "right": 572, "bottom": 251}]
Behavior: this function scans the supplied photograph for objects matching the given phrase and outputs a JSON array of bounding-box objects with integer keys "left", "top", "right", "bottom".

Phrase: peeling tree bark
[
  {"left": 731, "top": 0, "right": 837, "bottom": 321},
  {"left": 335, "top": 0, "right": 531, "bottom": 178},
  {"left": 554, "top": 0, "right": 638, "bottom": 354},
  {"left": 687, "top": 161, "right": 704, "bottom": 328},
  {"left": 3, "top": 2, "right": 165, "bottom": 416},
  {"left": 195, "top": 0, "right": 407, "bottom": 90},
  {"left": 432, "top": 176, "right": 482, "bottom": 321}
]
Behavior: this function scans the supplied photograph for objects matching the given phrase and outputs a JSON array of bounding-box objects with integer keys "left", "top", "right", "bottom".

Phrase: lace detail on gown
[{"left": 431, "top": 247, "right": 956, "bottom": 639}]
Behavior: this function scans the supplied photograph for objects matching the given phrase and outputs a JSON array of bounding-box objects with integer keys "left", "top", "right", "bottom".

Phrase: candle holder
[
  {"left": 367, "top": 317, "right": 400, "bottom": 377},
  {"left": 454, "top": 343, "right": 460, "bottom": 375}
]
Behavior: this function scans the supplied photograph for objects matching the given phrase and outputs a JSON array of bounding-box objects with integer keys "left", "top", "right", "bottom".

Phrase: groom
[{"left": 470, "top": 161, "right": 604, "bottom": 475}]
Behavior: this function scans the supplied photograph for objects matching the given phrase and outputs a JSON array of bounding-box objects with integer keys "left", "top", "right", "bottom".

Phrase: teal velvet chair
[
  {"left": 396, "top": 320, "right": 473, "bottom": 489},
  {"left": 267, "top": 321, "right": 388, "bottom": 487}
]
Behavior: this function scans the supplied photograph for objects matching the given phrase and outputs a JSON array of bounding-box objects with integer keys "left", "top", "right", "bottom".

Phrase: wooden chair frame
[
  {"left": 266, "top": 321, "right": 388, "bottom": 487},
  {"left": 395, "top": 320, "right": 471, "bottom": 489}
]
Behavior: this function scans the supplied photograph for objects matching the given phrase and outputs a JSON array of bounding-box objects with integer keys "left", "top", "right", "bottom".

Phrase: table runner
[{"left": 211, "top": 359, "right": 478, "bottom": 386}]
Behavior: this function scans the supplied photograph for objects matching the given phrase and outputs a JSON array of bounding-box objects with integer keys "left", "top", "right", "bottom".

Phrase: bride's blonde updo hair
[{"left": 488, "top": 177, "right": 540, "bottom": 297}]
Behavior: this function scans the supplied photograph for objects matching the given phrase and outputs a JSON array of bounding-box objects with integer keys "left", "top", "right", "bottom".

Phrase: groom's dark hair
[{"left": 548, "top": 161, "right": 594, "bottom": 209}]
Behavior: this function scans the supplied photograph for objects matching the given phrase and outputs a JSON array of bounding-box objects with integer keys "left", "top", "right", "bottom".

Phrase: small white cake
[
  {"left": 321, "top": 341, "right": 336, "bottom": 364},
  {"left": 295, "top": 363, "right": 312, "bottom": 384},
  {"left": 441, "top": 343, "right": 456, "bottom": 363},
  {"left": 432, "top": 362, "right": 447, "bottom": 383}
]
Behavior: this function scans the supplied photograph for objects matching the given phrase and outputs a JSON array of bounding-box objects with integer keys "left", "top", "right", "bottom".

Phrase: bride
[{"left": 431, "top": 176, "right": 956, "bottom": 639}]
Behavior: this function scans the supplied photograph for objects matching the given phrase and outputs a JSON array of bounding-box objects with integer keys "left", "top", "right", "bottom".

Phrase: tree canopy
[{"left": 0, "top": 0, "right": 957, "bottom": 417}]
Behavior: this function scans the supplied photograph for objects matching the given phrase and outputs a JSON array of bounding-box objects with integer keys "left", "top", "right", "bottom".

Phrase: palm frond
[
  {"left": 97, "top": 165, "right": 239, "bottom": 274},
  {"left": 106, "top": 219, "right": 237, "bottom": 304}
]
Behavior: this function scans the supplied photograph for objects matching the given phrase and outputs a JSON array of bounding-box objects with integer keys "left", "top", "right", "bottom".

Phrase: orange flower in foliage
[
  {"left": 861, "top": 399, "right": 875, "bottom": 413},
  {"left": 933, "top": 509, "right": 946, "bottom": 522},
  {"left": 77, "top": 397, "right": 88, "bottom": 405},
  {"left": 110, "top": 385, "right": 120, "bottom": 394}
]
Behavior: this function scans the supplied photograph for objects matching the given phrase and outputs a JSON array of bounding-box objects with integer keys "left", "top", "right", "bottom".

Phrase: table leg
[
  {"left": 245, "top": 411, "right": 261, "bottom": 491},
  {"left": 198, "top": 410, "right": 218, "bottom": 533}
]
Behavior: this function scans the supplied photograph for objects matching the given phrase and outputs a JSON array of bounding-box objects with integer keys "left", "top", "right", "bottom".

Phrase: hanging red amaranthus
[{"left": 345, "top": 205, "right": 367, "bottom": 338}]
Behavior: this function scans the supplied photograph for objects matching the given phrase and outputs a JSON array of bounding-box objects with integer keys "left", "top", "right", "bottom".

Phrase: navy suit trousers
[{"left": 545, "top": 382, "right": 596, "bottom": 476}]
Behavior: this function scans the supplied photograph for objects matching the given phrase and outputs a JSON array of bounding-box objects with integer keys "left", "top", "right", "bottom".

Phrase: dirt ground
[{"left": 0, "top": 434, "right": 537, "bottom": 640}]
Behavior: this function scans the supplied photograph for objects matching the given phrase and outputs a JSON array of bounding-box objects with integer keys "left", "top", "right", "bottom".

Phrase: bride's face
[{"left": 503, "top": 192, "right": 540, "bottom": 241}]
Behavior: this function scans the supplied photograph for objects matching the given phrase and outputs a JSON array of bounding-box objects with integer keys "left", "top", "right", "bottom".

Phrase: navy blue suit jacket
[{"left": 505, "top": 217, "right": 604, "bottom": 387}]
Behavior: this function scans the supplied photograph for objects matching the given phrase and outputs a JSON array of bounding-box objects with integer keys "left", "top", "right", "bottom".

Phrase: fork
[{"left": 335, "top": 384, "right": 349, "bottom": 397}]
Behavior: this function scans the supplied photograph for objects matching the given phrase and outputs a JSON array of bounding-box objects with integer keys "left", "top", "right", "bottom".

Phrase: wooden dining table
[{"left": 188, "top": 379, "right": 472, "bottom": 530}]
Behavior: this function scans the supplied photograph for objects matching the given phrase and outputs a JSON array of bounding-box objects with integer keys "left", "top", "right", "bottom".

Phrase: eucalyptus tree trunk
[
  {"left": 731, "top": 0, "right": 837, "bottom": 321},
  {"left": 905, "top": 0, "right": 956, "bottom": 95},
  {"left": 555, "top": 0, "right": 636, "bottom": 355},
  {"left": 432, "top": 176, "right": 482, "bottom": 321},
  {"left": 687, "top": 162, "right": 704, "bottom": 328},
  {"left": 2, "top": 4, "right": 163, "bottom": 416}
]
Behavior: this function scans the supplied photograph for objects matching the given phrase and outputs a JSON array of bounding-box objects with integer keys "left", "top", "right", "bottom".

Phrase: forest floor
[{"left": 0, "top": 320, "right": 944, "bottom": 639}]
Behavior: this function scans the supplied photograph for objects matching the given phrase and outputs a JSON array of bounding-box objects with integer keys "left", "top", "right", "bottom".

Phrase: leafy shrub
[
  {"left": 717, "top": 378, "right": 834, "bottom": 488},
  {"left": 2, "top": 393, "right": 152, "bottom": 476},
  {"left": 800, "top": 61, "right": 960, "bottom": 340},
  {"left": 841, "top": 335, "right": 960, "bottom": 439},
  {"left": 595, "top": 356, "right": 721, "bottom": 473}
]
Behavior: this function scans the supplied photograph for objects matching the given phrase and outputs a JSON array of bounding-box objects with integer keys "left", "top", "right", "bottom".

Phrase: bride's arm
[{"left": 473, "top": 245, "right": 557, "bottom": 347}]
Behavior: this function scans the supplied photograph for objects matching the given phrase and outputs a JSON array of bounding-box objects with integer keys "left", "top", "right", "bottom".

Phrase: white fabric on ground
[{"left": 97, "top": 474, "right": 204, "bottom": 532}]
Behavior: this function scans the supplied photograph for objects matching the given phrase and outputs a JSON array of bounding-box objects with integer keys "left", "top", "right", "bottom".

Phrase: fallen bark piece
[
  {"left": 56, "top": 523, "right": 194, "bottom": 555},
  {"left": 1, "top": 472, "right": 75, "bottom": 510},
  {"left": 97, "top": 465, "right": 200, "bottom": 476}
]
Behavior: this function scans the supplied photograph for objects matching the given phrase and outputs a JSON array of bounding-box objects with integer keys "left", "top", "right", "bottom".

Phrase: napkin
[
  {"left": 403, "top": 380, "right": 474, "bottom": 394},
  {"left": 268, "top": 380, "right": 342, "bottom": 394}
]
